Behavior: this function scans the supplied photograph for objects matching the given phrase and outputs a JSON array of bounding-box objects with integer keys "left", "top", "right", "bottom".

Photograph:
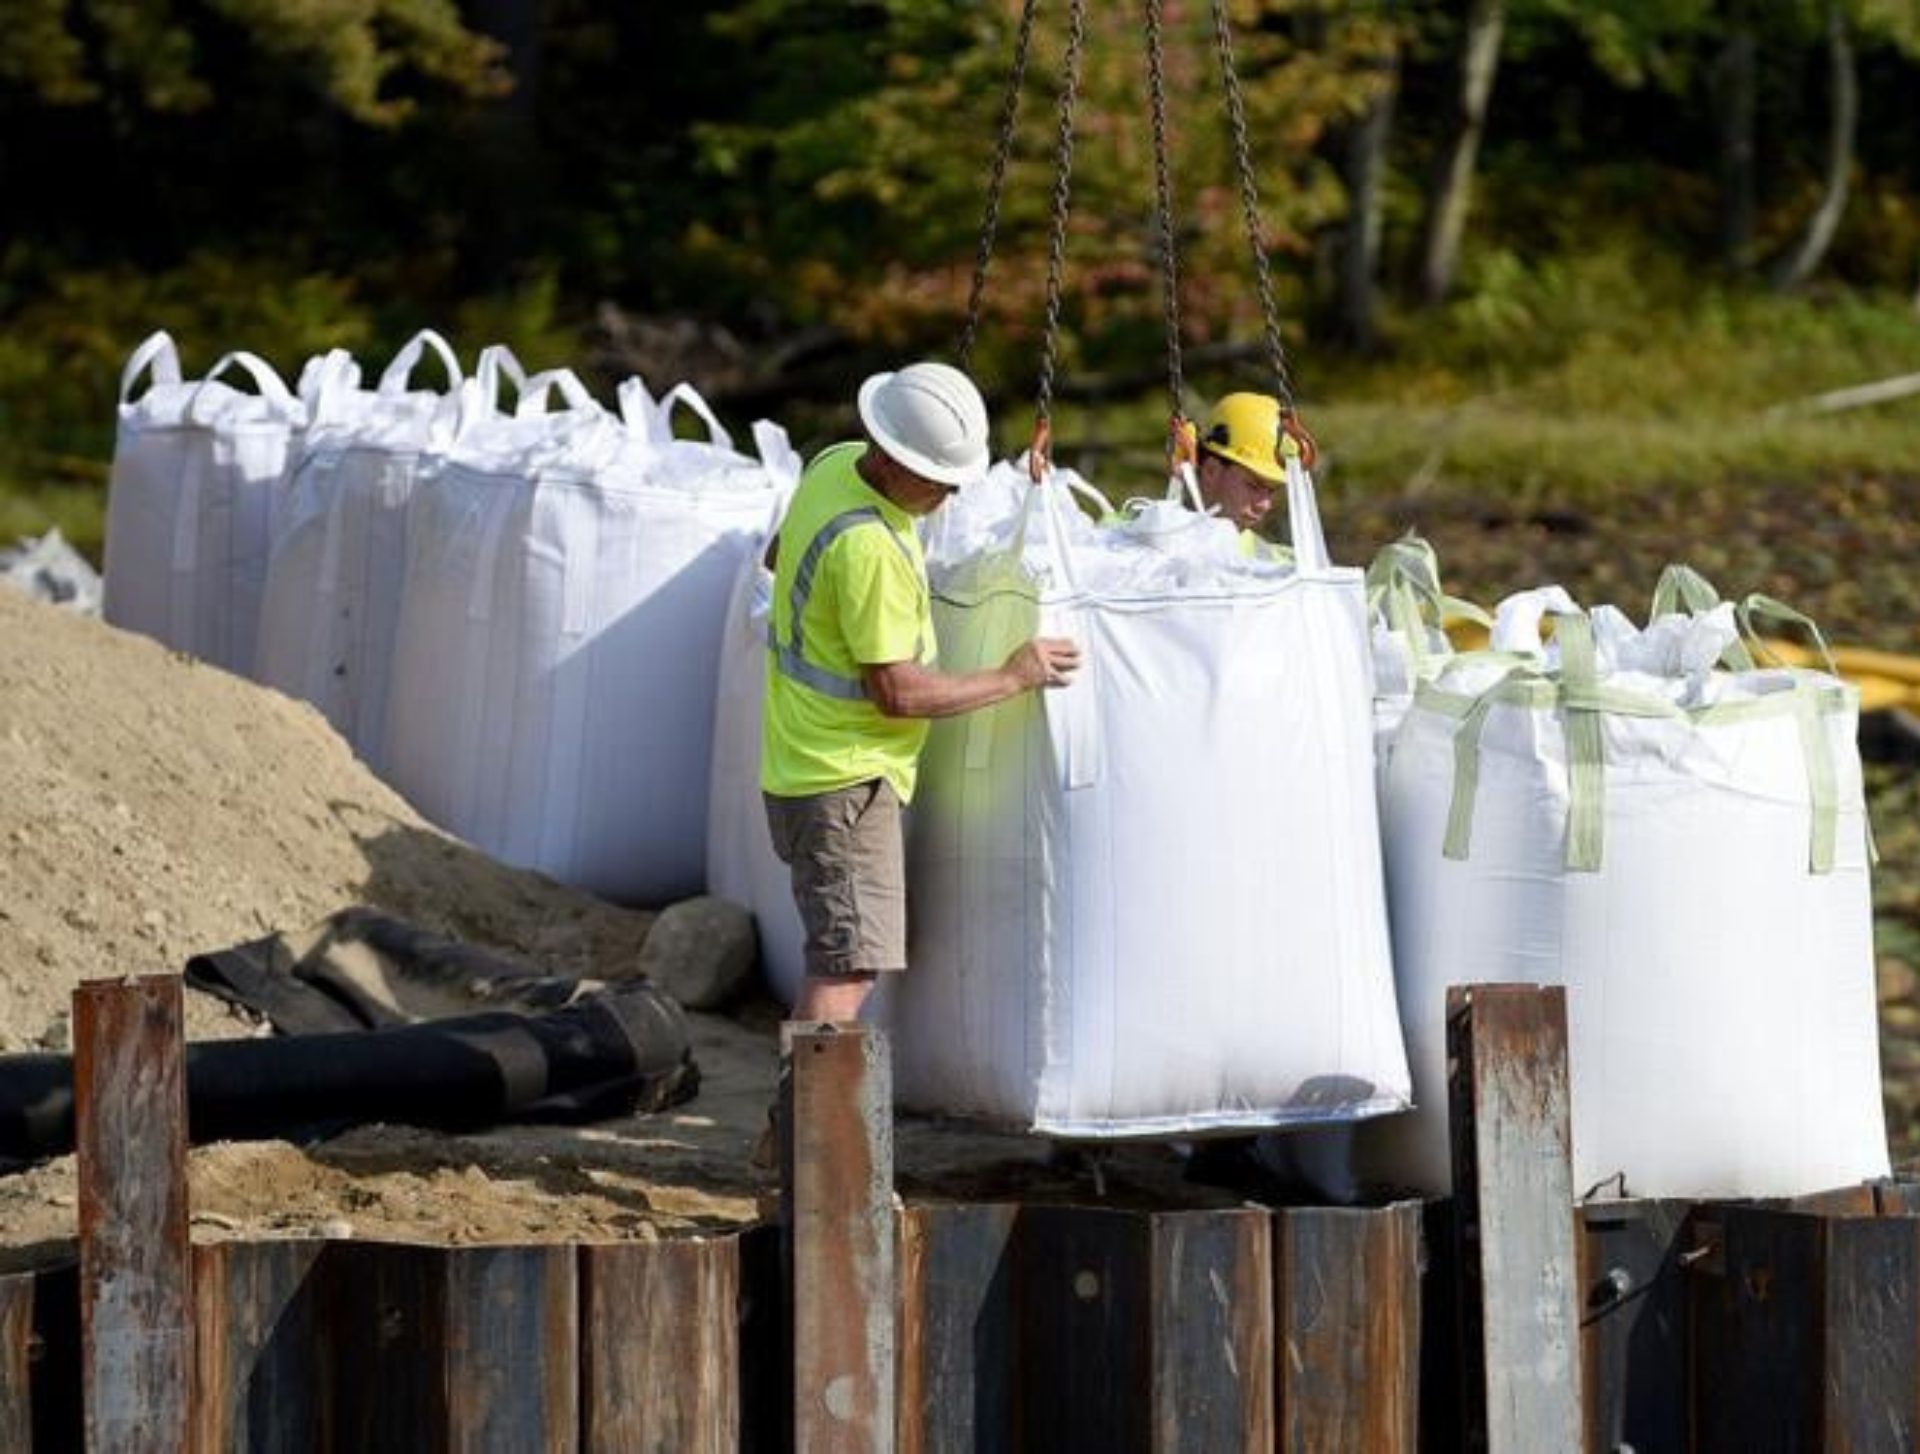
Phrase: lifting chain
[
  {"left": 958, "top": 0, "right": 1043, "bottom": 373},
  {"left": 1144, "top": 0, "right": 1196, "bottom": 473},
  {"left": 963, "top": 0, "right": 1315, "bottom": 478},
  {"left": 1209, "top": 0, "right": 1315, "bottom": 467},
  {"left": 1030, "top": 0, "right": 1088, "bottom": 480}
]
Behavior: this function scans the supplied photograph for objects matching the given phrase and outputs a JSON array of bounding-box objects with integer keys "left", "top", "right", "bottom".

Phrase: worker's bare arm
[{"left": 862, "top": 638, "right": 1080, "bottom": 719}]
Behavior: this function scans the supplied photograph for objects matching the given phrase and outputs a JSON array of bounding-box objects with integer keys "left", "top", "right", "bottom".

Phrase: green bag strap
[
  {"left": 1738, "top": 593, "right": 1842, "bottom": 680},
  {"left": 1441, "top": 614, "right": 1685, "bottom": 871},
  {"left": 1441, "top": 664, "right": 1545, "bottom": 864},
  {"left": 1367, "top": 535, "right": 1491, "bottom": 678},
  {"left": 1736, "top": 595, "right": 1850, "bottom": 870},
  {"left": 1789, "top": 686, "right": 1841, "bottom": 873},
  {"left": 1649, "top": 563, "right": 1756, "bottom": 671},
  {"left": 1554, "top": 612, "right": 1608, "bottom": 871}
]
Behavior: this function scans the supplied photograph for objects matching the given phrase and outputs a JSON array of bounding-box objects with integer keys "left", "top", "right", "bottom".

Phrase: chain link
[
  {"left": 958, "top": 0, "right": 1042, "bottom": 371},
  {"left": 1034, "top": 0, "right": 1087, "bottom": 440},
  {"left": 1144, "top": 0, "right": 1185, "bottom": 436},
  {"left": 1209, "top": 0, "right": 1297, "bottom": 422}
]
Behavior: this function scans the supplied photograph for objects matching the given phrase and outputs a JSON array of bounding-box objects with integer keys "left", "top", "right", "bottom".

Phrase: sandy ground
[{"left": 0, "top": 589, "right": 1210, "bottom": 1270}]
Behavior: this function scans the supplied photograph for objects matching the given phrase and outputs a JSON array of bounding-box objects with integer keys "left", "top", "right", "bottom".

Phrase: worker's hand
[{"left": 1006, "top": 637, "right": 1081, "bottom": 690}]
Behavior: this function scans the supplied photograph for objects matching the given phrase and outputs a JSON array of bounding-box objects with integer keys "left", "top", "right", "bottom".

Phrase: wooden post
[
  {"left": 1014, "top": 1205, "right": 1146, "bottom": 1452},
  {"left": 1691, "top": 1205, "right": 1920, "bottom": 1451},
  {"left": 440, "top": 1246, "right": 578, "bottom": 1452},
  {"left": 325, "top": 1242, "right": 445, "bottom": 1449},
  {"left": 1150, "top": 1209, "right": 1273, "bottom": 1453},
  {"left": 0, "top": 1271, "right": 33, "bottom": 1451},
  {"left": 191, "top": 1239, "right": 329, "bottom": 1453},
  {"left": 1578, "top": 1200, "right": 1693, "bottom": 1454},
  {"left": 74, "top": 975, "right": 193, "bottom": 1454},
  {"left": 786, "top": 1023, "right": 896, "bottom": 1453},
  {"left": 896, "top": 1203, "right": 1018, "bottom": 1454},
  {"left": 1445, "top": 983, "right": 1582, "bottom": 1453},
  {"left": 581, "top": 1236, "right": 742, "bottom": 1452},
  {"left": 1012, "top": 1205, "right": 1273, "bottom": 1454},
  {"left": 1274, "top": 1203, "right": 1422, "bottom": 1452}
]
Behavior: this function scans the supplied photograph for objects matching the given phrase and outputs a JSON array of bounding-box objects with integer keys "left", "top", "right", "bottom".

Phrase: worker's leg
[
  {"left": 765, "top": 779, "right": 908, "bottom": 1002},
  {"left": 792, "top": 971, "right": 879, "bottom": 1024},
  {"left": 758, "top": 781, "right": 906, "bottom": 1169}
]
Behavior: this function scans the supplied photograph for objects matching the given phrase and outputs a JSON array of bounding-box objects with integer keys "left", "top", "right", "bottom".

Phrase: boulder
[{"left": 636, "top": 895, "right": 758, "bottom": 1010}]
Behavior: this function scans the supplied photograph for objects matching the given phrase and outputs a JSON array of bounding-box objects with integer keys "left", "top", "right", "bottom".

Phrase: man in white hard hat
[{"left": 761, "top": 361, "right": 1081, "bottom": 1044}]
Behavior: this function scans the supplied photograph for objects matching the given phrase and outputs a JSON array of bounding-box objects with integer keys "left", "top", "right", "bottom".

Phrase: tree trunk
[
  {"left": 1335, "top": 46, "right": 1401, "bottom": 351},
  {"left": 1418, "top": 0, "right": 1506, "bottom": 306},
  {"left": 1773, "top": 0, "right": 1856, "bottom": 291},
  {"left": 1710, "top": 11, "right": 1758, "bottom": 272}
]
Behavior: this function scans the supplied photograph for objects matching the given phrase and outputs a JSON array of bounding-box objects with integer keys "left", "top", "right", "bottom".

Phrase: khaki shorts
[{"left": 764, "top": 779, "right": 907, "bottom": 978}]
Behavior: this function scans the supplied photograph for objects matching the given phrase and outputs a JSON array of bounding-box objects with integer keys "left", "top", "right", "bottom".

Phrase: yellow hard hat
[{"left": 1199, "top": 393, "right": 1299, "bottom": 485}]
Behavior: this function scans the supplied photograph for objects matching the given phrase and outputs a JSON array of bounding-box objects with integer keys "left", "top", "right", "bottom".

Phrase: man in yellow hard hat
[{"left": 1191, "top": 392, "right": 1307, "bottom": 559}]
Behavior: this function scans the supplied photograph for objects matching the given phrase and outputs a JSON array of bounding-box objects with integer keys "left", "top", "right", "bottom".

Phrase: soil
[{"left": 0, "top": 588, "right": 1200, "bottom": 1270}]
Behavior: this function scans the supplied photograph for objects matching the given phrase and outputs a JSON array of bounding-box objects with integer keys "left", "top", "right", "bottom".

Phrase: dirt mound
[
  {"left": 0, "top": 587, "right": 653, "bottom": 1052},
  {"left": 0, "top": 588, "right": 777, "bottom": 1254}
]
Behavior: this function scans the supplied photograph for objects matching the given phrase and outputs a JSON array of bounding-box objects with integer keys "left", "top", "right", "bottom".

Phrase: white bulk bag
[
  {"left": 885, "top": 457, "right": 1409, "bottom": 1138},
  {"left": 103, "top": 336, "right": 311, "bottom": 673},
  {"left": 1357, "top": 588, "right": 1887, "bottom": 1200},
  {"left": 254, "top": 331, "right": 470, "bottom": 768},
  {"left": 382, "top": 376, "right": 791, "bottom": 904},
  {"left": 706, "top": 546, "right": 809, "bottom": 1004}
]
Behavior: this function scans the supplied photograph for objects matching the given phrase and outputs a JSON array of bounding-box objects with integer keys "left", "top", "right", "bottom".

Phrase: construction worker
[
  {"left": 1189, "top": 391, "right": 1305, "bottom": 559},
  {"left": 761, "top": 361, "right": 1082, "bottom": 1038}
]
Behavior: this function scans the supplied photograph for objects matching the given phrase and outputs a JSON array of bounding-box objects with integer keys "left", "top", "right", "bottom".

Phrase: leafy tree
[
  {"left": 0, "top": 0, "right": 508, "bottom": 125},
  {"left": 687, "top": 0, "right": 1387, "bottom": 404}
]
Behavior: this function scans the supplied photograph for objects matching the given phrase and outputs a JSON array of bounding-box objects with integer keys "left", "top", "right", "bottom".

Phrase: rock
[{"left": 635, "top": 895, "right": 757, "bottom": 1010}]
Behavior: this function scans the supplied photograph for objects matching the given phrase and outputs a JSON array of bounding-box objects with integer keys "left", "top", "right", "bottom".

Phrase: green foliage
[
  {"left": 0, "top": 251, "right": 592, "bottom": 559},
  {"left": 0, "top": 0, "right": 507, "bottom": 123}
]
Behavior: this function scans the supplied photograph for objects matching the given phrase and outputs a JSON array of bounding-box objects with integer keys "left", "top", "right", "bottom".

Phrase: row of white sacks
[
  {"left": 713, "top": 458, "right": 1889, "bottom": 1197},
  {"left": 104, "top": 330, "right": 796, "bottom": 904},
  {"left": 103, "top": 333, "right": 1887, "bottom": 1198}
]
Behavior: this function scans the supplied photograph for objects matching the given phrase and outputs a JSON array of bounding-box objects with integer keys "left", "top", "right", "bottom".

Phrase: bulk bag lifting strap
[{"left": 1427, "top": 607, "right": 1852, "bottom": 874}]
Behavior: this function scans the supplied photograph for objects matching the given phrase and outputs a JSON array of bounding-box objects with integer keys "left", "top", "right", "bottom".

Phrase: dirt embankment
[{"left": 0, "top": 588, "right": 778, "bottom": 1259}]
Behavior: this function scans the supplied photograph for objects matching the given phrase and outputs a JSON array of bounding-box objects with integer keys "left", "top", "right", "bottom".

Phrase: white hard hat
[{"left": 856, "top": 362, "right": 990, "bottom": 489}]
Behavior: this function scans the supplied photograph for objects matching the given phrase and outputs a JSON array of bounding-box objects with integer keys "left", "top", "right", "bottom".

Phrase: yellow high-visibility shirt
[{"left": 760, "top": 442, "right": 937, "bottom": 802}]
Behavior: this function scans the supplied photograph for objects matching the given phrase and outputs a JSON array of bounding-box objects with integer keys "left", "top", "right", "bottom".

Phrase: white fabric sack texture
[
  {"left": 381, "top": 371, "right": 797, "bottom": 906},
  {"left": 104, "top": 333, "right": 315, "bottom": 674},
  {"left": 881, "top": 457, "right": 1410, "bottom": 1138},
  {"left": 254, "top": 330, "right": 472, "bottom": 773},
  {"left": 1357, "top": 570, "right": 1889, "bottom": 1200},
  {"left": 706, "top": 546, "right": 809, "bottom": 1005}
]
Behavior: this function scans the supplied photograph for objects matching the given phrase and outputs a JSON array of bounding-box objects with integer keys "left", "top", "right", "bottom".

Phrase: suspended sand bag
[
  {"left": 381, "top": 373, "right": 796, "bottom": 905},
  {"left": 882, "top": 456, "right": 1409, "bottom": 1138},
  {"left": 104, "top": 334, "right": 322, "bottom": 673},
  {"left": 1357, "top": 578, "right": 1888, "bottom": 1199},
  {"left": 254, "top": 331, "right": 473, "bottom": 770}
]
